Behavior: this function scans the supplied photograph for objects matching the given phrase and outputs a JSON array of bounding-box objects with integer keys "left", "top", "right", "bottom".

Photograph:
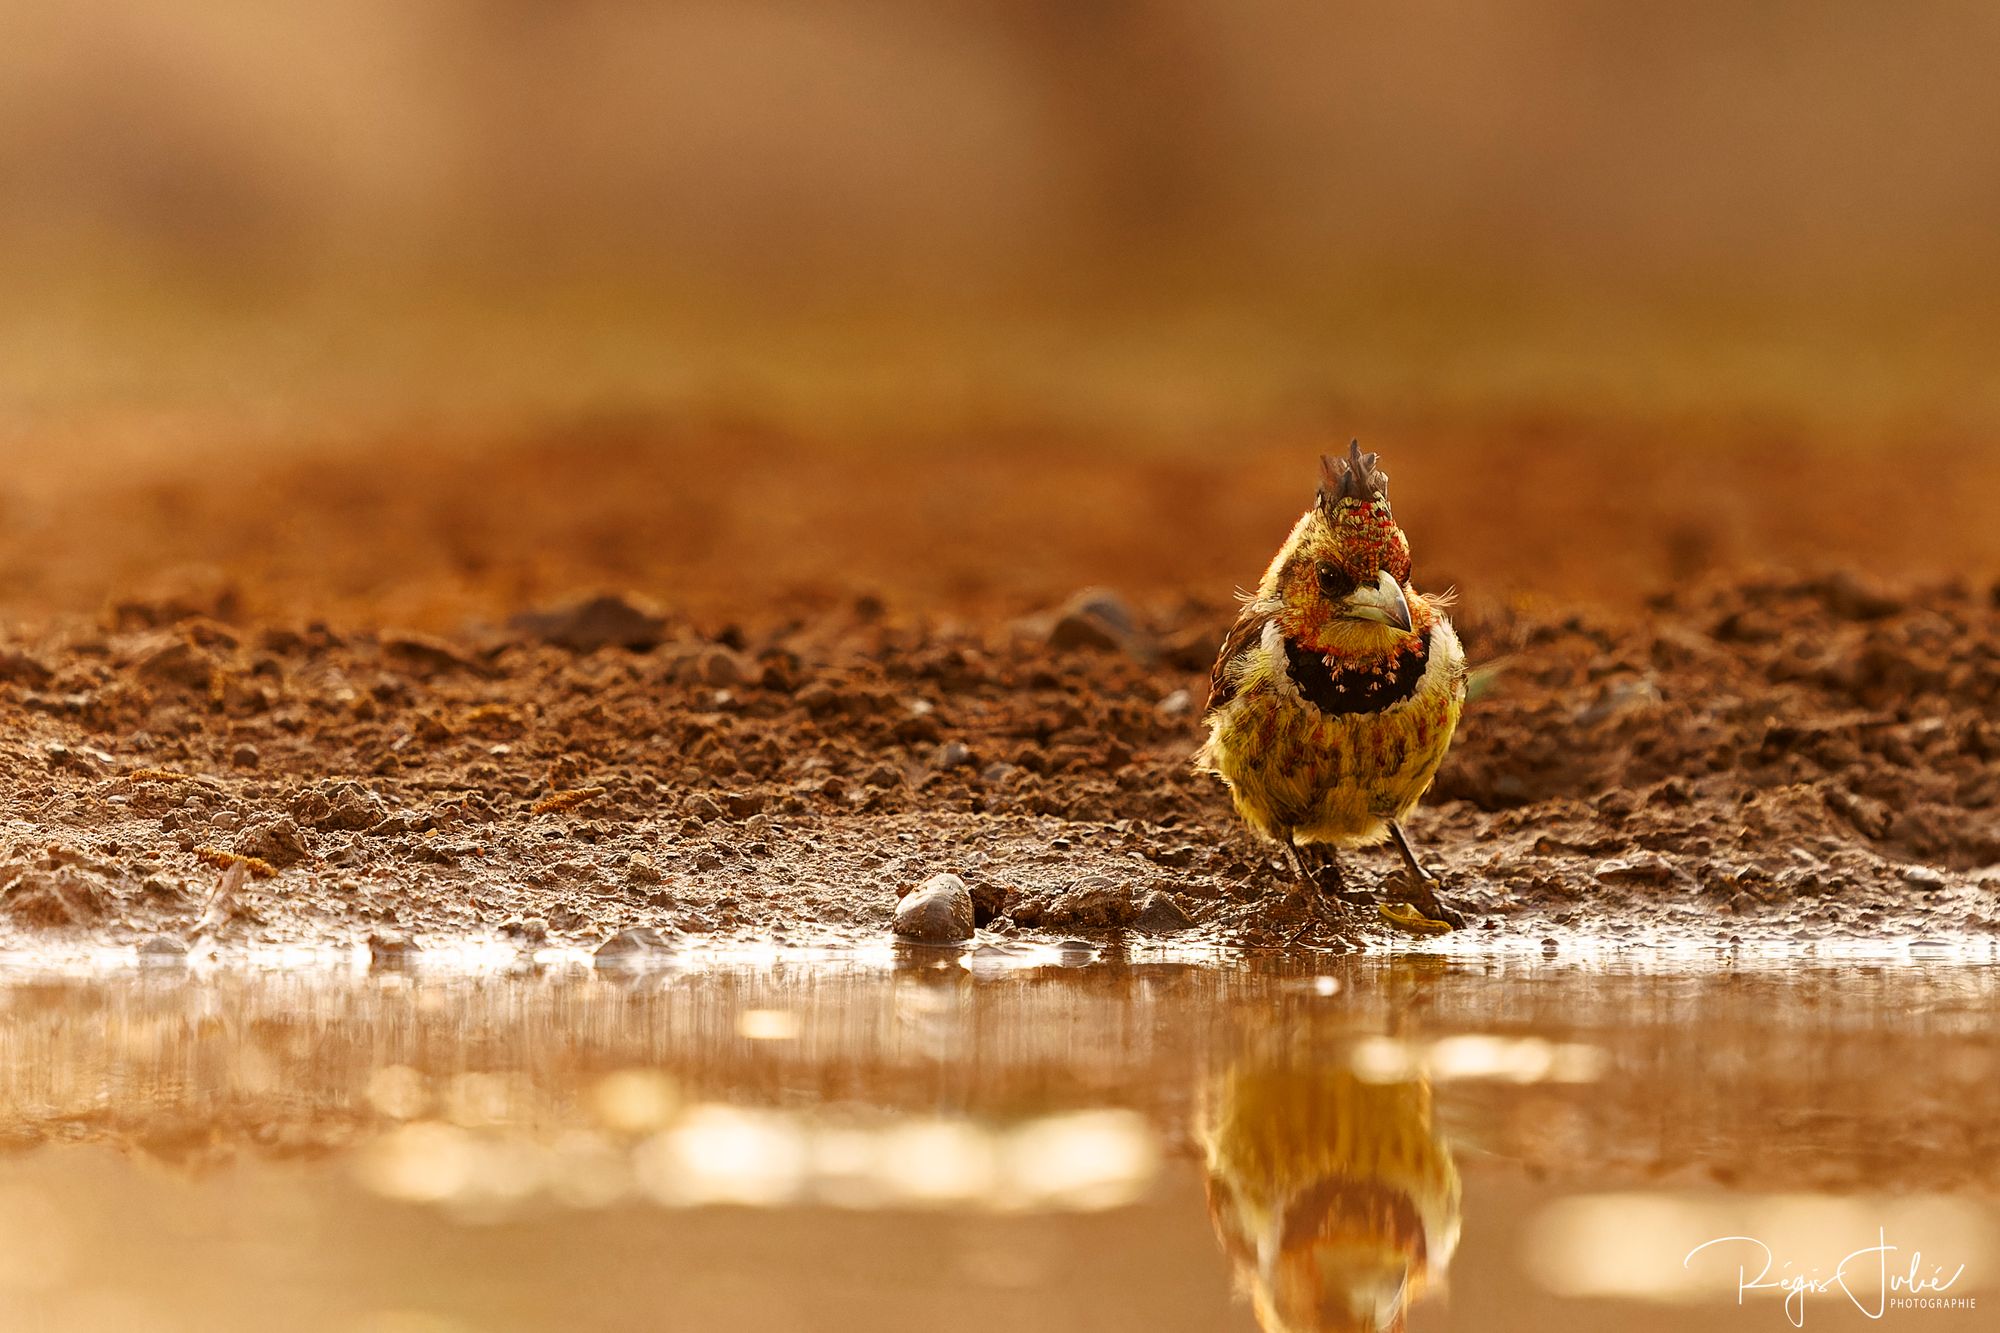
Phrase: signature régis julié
[{"left": 1685, "top": 1230, "right": 1973, "bottom": 1327}]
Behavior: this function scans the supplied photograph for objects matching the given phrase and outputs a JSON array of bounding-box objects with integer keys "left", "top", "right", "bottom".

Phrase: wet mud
[{"left": 0, "top": 421, "right": 1994, "bottom": 954}]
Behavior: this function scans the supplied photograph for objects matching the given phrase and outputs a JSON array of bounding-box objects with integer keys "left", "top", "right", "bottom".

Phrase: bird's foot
[
  {"left": 1303, "top": 884, "right": 1350, "bottom": 927},
  {"left": 1276, "top": 841, "right": 1368, "bottom": 941},
  {"left": 1379, "top": 866, "right": 1467, "bottom": 933},
  {"left": 1288, "top": 844, "right": 1363, "bottom": 902},
  {"left": 1377, "top": 900, "right": 1456, "bottom": 936}
]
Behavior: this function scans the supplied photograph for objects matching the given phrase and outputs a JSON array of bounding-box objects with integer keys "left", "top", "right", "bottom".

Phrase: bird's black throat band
[{"left": 1284, "top": 630, "right": 1432, "bottom": 716}]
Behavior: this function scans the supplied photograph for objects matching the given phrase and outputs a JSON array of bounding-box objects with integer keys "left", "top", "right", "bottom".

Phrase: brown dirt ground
[{"left": 0, "top": 414, "right": 1995, "bottom": 955}]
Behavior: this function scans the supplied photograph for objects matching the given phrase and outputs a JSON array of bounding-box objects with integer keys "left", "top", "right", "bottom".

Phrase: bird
[
  {"left": 1201, "top": 1059, "right": 1461, "bottom": 1332},
  {"left": 1195, "top": 441, "right": 1468, "bottom": 931}
]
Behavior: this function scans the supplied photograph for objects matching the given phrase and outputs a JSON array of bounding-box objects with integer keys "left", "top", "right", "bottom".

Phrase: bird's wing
[{"left": 1205, "top": 604, "right": 1275, "bottom": 714}]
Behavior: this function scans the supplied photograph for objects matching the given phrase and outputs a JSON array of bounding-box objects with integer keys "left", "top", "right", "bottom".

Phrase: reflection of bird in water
[{"left": 1200, "top": 1062, "right": 1461, "bottom": 1333}]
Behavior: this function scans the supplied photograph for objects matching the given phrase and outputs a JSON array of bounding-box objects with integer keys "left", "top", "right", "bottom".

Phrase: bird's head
[
  {"left": 1262, "top": 442, "right": 1421, "bottom": 654},
  {"left": 1200, "top": 1065, "right": 1461, "bottom": 1333}
]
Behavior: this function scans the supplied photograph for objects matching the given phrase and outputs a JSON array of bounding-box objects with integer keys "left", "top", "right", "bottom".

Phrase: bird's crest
[
  {"left": 1317, "top": 440, "right": 1390, "bottom": 514},
  {"left": 1311, "top": 439, "right": 1412, "bottom": 583}
]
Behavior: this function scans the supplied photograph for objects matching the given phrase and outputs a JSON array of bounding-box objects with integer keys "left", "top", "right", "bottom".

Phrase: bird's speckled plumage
[{"left": 1196, "top": 443, "right": 1467, "bottom": 852}]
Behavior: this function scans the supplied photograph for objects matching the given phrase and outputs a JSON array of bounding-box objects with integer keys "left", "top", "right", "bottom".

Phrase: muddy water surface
[{"left": 0, "top": 949, "right": 1993, "bottom": 1332}]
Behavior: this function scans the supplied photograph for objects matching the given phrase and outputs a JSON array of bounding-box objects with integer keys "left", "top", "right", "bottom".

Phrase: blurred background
[{"left": 1, "top": 1, "right": 1996, "bottom": 619}]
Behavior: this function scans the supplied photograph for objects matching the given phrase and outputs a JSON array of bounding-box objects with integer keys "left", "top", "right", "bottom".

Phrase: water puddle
[{"left": 0, "top": 953, "right": 1992, "bottom": 1330}]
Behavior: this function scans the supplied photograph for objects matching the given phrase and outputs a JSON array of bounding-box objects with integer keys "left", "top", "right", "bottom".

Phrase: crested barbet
[
  {"left": 1195, "top": 442, "right": 1468, "bottom": 931},
  {"left": 1201, "top": 1061, "right": 1461, "bottom": 1332}
]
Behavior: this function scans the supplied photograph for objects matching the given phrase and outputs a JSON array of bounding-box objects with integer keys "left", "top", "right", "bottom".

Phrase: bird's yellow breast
[{"left": 1199, "top": 621, "right": 1464, "bottom": 847}]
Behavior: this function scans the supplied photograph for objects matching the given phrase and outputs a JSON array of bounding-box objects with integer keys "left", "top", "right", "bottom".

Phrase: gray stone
[
  {"left": 508, "top": 593, "right": 669, "bottom": 652},
  {"left": 894, "top": 873, "right": 975, "bottom": 944},
  {"left": 699, "top": 646, "right": 753, "bottom": 687},
  {"left": 795, "top": 681, "right": 839, "bottom": 714},
  {"left": 382, "top": 633, "right": 485, "bottom": 677},
  {"left": 1044, "top": 588, "right": 1154, "bottom": 660},
  {"left": 1133, "top": 891, "right": 1194, "bottom": 933},
  {"left": 133, "top": 639, "right": 219, "bottom": 690}
]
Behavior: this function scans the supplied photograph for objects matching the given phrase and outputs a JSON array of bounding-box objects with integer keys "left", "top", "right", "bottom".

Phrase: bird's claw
[
  {"left": 1377, "top": 901, "right": 1456, "bottom": 936},
  {"left": 1381, "top": 868, "right": 1467, "bottom": 932}
]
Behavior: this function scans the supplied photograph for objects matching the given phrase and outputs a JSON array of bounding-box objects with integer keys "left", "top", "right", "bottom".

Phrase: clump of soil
[
  {"left": 0, "top": 848, "right": 122, "bottom": 928},
  {"left": 1432, "top": 569, "right": 1999, "bottom": 937},
  {"left": 0, "top": 561, "right": 1991, "bottom": 953}
]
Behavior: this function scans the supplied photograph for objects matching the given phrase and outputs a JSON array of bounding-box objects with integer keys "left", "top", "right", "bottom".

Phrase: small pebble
[
  {"left": 893, "top": 873, "right": 975, "bottom": 944},
  {"left": 1133, "top": 891, "right": 1193, "bottom": 933}
]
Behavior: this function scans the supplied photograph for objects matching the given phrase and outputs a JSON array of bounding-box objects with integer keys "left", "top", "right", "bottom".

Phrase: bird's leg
[
  {"left": 1298, "top": 842, "right": 1376, "bottom": 908},
  {"left": 1282, "top": 833, "right": 1346, "bottom": 927},
  {"left": 1279, "top": 832, "right": 1310, "bottom": 884},
  {"left": 1381, "top": 822, "right": 1466, "bottom": 930},
  {"left": 1277, "top": 834, "right": 1324, "bottom": 945}
]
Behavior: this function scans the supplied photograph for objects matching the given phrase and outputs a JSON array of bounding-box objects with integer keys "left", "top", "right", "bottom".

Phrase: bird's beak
[{"left": 1341, "top": 570, "right": 1414, "bottom": 633}]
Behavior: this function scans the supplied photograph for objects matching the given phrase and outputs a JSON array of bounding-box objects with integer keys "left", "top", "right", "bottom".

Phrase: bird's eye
[{"left": 1315, "top": 562, "right": 1356, "bottom": 599}]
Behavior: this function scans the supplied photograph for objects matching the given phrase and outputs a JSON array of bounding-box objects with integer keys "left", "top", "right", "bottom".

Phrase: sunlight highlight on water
[{"left": 0, "top": 953, "right": 1992, "bottom": 1331}]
